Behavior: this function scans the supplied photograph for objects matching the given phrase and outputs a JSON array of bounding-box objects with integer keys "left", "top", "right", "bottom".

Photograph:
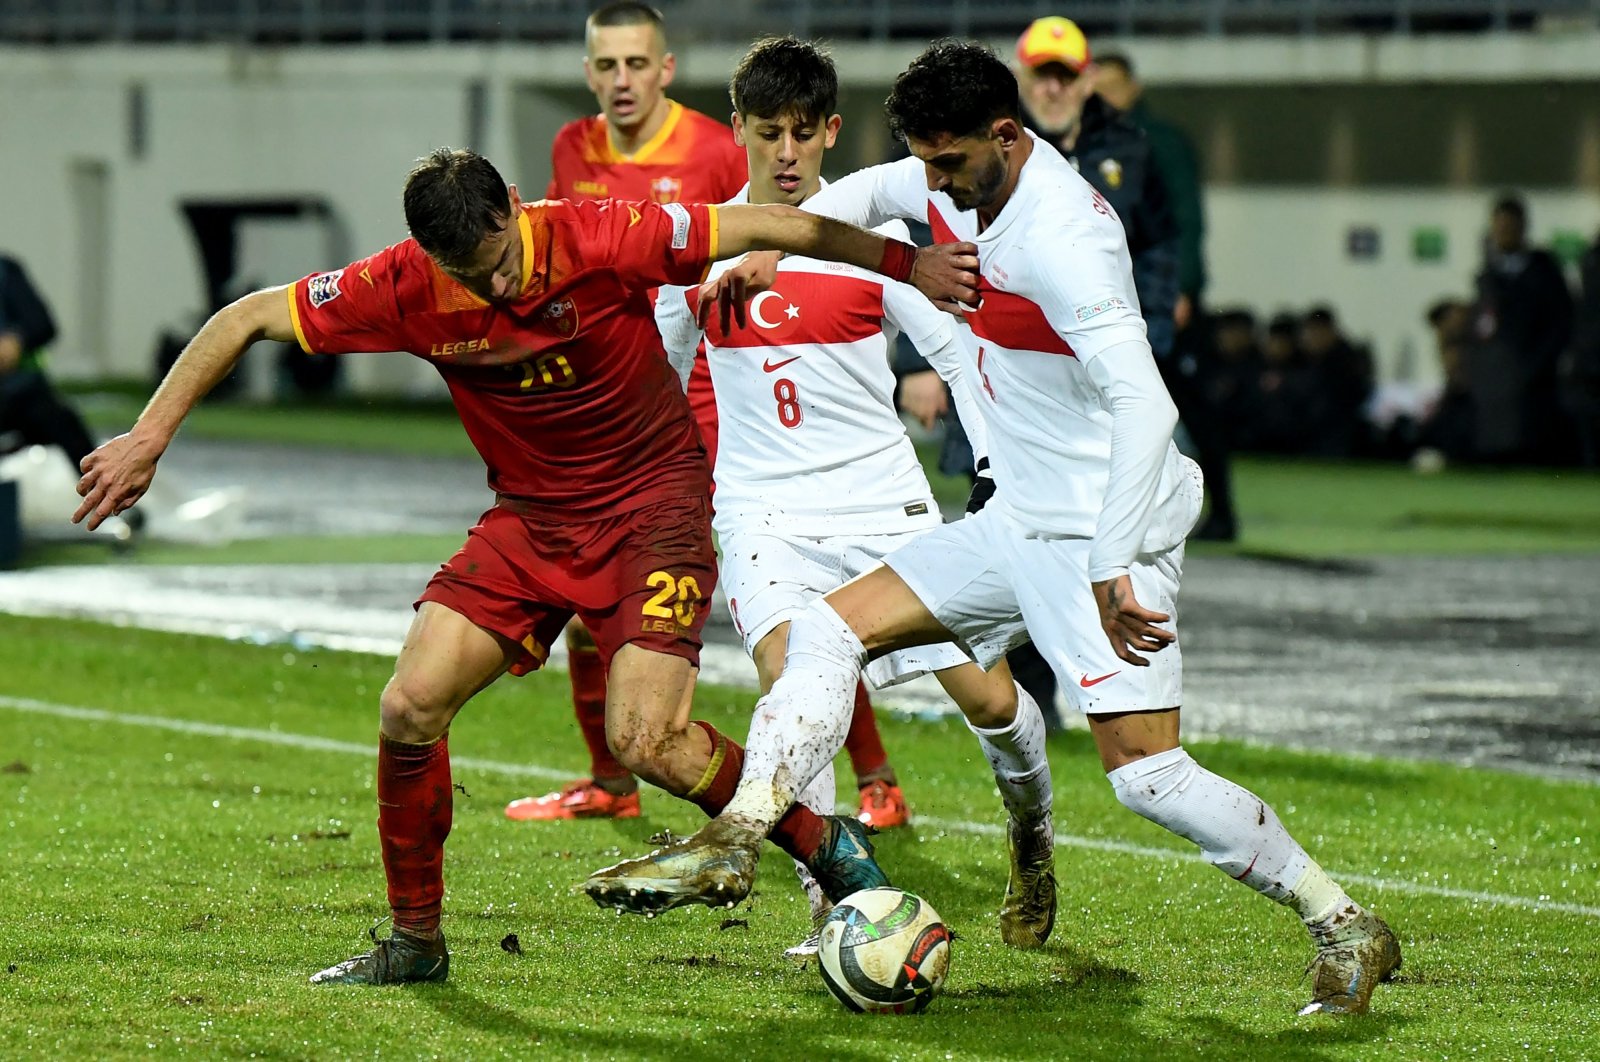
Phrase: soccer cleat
[
  {"left": 783, "top": 914, "right": 829, "bottom": 965},
  {"left": 1297, "top": 909, "right": 1402, "bottom": 1016},
  {"left": 309, "top": 920, "right": 449, "bottom": 986},
  {"left": 808, "top": 815, "right": 892, "bottom": 903},
  {"left": 581, "top": 816, "right": 762, "bottom": 915},
  {"left": 998, "top": 813, "right": 1057, "bottom": 949},
  {"left": 504, "top": 778, "right": 641, "bottom": 821},
  {"left": 856, "top": 779, "right": 911, "bottom": 830}
]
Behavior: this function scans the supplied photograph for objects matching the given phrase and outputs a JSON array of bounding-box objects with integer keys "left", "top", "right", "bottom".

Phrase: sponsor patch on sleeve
[
  {"left": 1073, "top": 296, "right": 1128, "bottom": 324},
  {"left": 662, "top": 202, "right": 691, "bottom": 250},
  {"left": 307, "top": 270, "right": 344, "bottom": 308}
]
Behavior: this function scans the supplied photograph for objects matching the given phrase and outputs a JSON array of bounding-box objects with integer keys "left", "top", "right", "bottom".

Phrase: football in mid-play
[{"left": 817, "top": 887, "right": 951, "bottom": 1014}]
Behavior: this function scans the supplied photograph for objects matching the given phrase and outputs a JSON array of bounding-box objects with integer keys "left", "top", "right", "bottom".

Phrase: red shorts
[{"left": 417, "top": 494, "right": 717, "bottom": 676}]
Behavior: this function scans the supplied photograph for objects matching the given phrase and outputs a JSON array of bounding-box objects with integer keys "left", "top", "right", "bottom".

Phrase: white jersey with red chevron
[
  {"left": 656, "top": 187, "right": 968, "bottom": 537},
  {"left": 801, "top": 138, "right": 1203, "bottom": 580}
]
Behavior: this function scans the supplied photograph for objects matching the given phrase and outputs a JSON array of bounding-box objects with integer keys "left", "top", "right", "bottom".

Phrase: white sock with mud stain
[
  {"left": 1107, "top": 746, "right": 1355, "bottom": 922},
  {"left": 965, "top": 682, "right": 1053, "bottom": 825},
  {"left": 723, "top": 599, "right": 865, "bottom": 832}
]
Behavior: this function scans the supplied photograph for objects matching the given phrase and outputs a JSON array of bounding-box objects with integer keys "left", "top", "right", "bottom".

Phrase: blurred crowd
[{"left": 1199, "top": 198, "right": 1600, "bottom": 470}]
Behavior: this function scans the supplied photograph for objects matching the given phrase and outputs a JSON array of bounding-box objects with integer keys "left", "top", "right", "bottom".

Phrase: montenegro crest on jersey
[
  {"left": 541, "top": 296, "right": 580, "bottom": 339},
  {"left": 650, "top": 176, "right": 683, "bottom": 203}
]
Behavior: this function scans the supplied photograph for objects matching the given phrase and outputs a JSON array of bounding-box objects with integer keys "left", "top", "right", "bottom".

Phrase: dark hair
[
  {"left": 587, "top": 1, "right": 664, "bottom": 34},
  {"left": 402, "top": 148, "right": 511, "bottom": 268},
  {"left": 1426, "top": 299, "right": 1463, "bottom": 328},
  {"left": 885, "top": 39, "right": 1022, "bottom": 143},
  {"left": 1096, "top": 52, "right": 1134, "bottom": 78},
  {"left": 1265, "top": 312, "right": 1299, "bottom": 338},
  {"left": 730, "top": 36, "right": 838, "bottom": 124},
  {"left": 1491, "top": 194, "right": 1527, "bottom": 224},
  {"left": 1304, "top": 305, "right": 1338, "bottom": 327}
]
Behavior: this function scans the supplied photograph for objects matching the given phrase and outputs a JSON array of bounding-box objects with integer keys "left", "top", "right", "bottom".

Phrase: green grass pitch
[{"left": 2, "top": 615, "right": 1596, "bottom": 1059}]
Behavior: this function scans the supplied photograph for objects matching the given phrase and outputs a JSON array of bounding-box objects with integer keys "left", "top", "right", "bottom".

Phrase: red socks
[
  {"left": 688, "top": 721, "right": 826, "bottom": 862},
  {"left": 377, "top": 733, "right": 452, "bottom": 938},
  {"left": 570, "top": 641, "right": 634, "bottom": 791},
  {"left": 844, "top": 681, "right": 894, "bottom": 785}
]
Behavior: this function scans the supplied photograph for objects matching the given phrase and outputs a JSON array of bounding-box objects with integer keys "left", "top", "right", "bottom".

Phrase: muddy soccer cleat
[
  {"left": 808, "top": 815, "right": 892, "bottom": 903},
  {"left": 309, "top": 921, "right": 449, "bottom": 986},
  {"left": 1298, "top": 909, "right": 1402, "bottom": 1016},
  {"left": 856, "top": 779, "right": 911, "bottom": 830},
  {"left": 998, "top": 813, "right": 1057, "bottom": 949},
  {"left": 582, "top": 817, "right": 762, "bottom": 915},
  {"left": 505, "top": 778, "right": 641, "bottom": 821}
]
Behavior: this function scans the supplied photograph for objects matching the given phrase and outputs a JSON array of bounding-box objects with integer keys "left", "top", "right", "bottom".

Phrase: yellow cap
[{"left": 1015, "top": 16, "right": 1092, "bottom": 72}]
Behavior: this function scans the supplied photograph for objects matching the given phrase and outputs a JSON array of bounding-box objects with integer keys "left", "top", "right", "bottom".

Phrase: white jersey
[
  {"left": 802, "top": 138, "right": 1202, "bottom": 580},
  {"left": 656, "top": 185, "right": 985, "bottom": 537}
]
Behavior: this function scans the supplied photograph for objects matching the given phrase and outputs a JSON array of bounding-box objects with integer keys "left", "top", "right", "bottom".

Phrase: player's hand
[
  {"left": 696, "top": 251, "right": 782, "bottom": 332},
  {"left": 1090, "top": 574, "right": 1174, "bottom": 667},
  {"left": 1174, "top": 293, "right": 1194, "bottom": 332},
  {"left": 73, "top": 430, "right": 166, "bottom": 530},
  {"left": 898, "top": 370, "right": 948, "bottom": 430},
  {"left": 911, "top": 242, "right": 980, "bottom": 314}
]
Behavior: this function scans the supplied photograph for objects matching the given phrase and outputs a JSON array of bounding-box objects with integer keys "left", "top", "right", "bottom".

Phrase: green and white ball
[{"left": 817, "top": 887, "right": 951, "bottom": 1014}]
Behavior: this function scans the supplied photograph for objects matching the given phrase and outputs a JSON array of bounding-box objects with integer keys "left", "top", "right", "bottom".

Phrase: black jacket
[
  {"left": 1029, "top": 96, "right": 1181, "bottom": 357},
  {"left": 0, "top": 255, "right": 58, "bottom": 359}
]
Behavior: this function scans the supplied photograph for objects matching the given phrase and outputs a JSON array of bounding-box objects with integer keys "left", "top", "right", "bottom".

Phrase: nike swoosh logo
[
  {"left": 1080, "top": 671, "right": 1120, "bottom": 688},
  {"left": 762, "top": 355, "right": 801, "bottom": 373}
]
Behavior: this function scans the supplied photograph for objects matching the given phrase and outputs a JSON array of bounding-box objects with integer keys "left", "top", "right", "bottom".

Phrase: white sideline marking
[{"left": 6, "top": 693, "right": 1598, "bottom": 921}]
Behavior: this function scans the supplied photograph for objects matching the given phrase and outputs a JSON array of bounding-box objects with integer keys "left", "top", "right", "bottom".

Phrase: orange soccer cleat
[
  {"left": 504, "top": 779, "right": 641, "bottom": 821},
  {"left": 855, "top": 779, "right": 911, "bottom": 830}
]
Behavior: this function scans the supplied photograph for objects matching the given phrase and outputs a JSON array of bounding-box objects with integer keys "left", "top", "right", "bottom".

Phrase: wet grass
[{"left": 2, "top": 615, "right": 1596, "bottom": 1059}]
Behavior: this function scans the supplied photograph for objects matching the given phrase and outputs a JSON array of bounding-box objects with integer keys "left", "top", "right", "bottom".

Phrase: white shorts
[
  {"left": 719, "top": 527, "right": 972, "bottom": 689},
  {"left": 884, "top": 506, "right": 1185, "bottom": 716}
]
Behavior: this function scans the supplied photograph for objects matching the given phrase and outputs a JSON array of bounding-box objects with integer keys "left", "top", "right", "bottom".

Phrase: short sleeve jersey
[
  {"left": 286, "top": 199, "right": 721, "bottom": 520},
  {"left": 547, "top": 101, "right": 747, "bottom": 205}
]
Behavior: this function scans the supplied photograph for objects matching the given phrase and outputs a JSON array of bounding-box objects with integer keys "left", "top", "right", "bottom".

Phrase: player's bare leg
[
  {"left": 312, "top": 602, "right": 516, "bottom": 985},
  {"left": 505, "top": 622, "right": 639, "bottom": 821},
  {"left": 583, "top": 642, "right": 885, "bottom": 915},
  {"left": 935, "top": 661, "right": 1058, "bottom": 949},
  {"left": 585, "top": 566, "right": 957, "bottom": 915},
  {"left": 1090, "top": 707, "right": 1401, "bottom": 1015}
]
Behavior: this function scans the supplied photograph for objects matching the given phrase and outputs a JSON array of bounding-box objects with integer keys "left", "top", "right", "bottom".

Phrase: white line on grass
[{"left": 6, "top": 693, "right": 1598, "bottom": 921}]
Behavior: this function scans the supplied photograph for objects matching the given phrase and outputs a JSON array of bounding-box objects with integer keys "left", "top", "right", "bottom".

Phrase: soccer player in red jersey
[
  {"left": 73, "top": 148, "right": 980, "bottom": 985},
  {"left": 511, "top": 2, "right": 912, "bottom": 829}
]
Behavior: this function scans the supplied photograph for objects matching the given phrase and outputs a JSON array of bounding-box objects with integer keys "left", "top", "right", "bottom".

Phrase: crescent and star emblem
[{"left": 749, "top": 290, "right": 800, "bottom": 330}]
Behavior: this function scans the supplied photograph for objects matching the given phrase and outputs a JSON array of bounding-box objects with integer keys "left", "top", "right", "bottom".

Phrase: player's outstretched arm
[
  {"left": 73, "top": 286, "right": 296, "bottom": 530},
  {"left": 703, "top": 204, "right": 979, "bottom": 331}
]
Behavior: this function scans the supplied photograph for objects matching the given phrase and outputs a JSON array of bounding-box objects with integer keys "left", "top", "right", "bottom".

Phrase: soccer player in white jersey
[
  {"left": 647, "top": 36, "right": 1057, "bottom": 952},
  {"left": 586, "top": 40, "right": 1401, "bottom": 1017}
]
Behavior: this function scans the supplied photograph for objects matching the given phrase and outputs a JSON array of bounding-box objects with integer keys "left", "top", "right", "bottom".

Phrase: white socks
[
  {"left": 724, "top": 600, "right": 865, "bottom": 831},
  {"left": 965, "top": 683, "right": 1053, "bottom": 826},
  {"left": 1107, "top": 746, "right": 1355, "bottom": 924}
]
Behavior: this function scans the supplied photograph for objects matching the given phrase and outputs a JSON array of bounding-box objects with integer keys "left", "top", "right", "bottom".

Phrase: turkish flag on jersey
[{"left": 690, "top": 269, "right": 885, "bottom": 350}]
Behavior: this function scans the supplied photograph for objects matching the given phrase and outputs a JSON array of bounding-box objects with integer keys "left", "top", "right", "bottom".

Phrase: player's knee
[
  {"left": 1107, "top": 746, "right": 1195, "bottom": 823},
  {"left": 378, "top": 675, "right": 452, "bottom": 743},
  {"left": 958, "top": 675, "right": 1018, "bottom": 730}
]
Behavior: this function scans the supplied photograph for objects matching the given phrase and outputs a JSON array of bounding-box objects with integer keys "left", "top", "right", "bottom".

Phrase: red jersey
[
  {"left": 547, "top": 100, "right": 747, "bottom": 205},
  {"left": 286, "top": 198, "right": 722, "bottom": 519}
]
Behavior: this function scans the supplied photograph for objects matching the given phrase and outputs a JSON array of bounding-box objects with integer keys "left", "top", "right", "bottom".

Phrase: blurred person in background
[
  {"left": 1563, "top": 229, "right": 1600, "bottom": 467},
  {"left": 0, "top": 254, "right": 97, "bottom": 471},
  {"left": 1251, "top": 311, "right": 1320, "bottom": 454},
  {"left": 1470, "top": 194, "right": 1573, "bottom": 463},
  {"left": 1298, "top": 306, "right": 1375, "bottom": 458},
  {"left": 1203, "top": 308, "right": 1264, "bottom": 449},
  {"left": 1412, "top": 299, "right": 1478, "bottom": 467}
]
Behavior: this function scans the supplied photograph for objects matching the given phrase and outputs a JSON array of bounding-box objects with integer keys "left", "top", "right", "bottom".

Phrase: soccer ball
[{"left": 817, "top": 887, "right": 951, "bottom": 1014}]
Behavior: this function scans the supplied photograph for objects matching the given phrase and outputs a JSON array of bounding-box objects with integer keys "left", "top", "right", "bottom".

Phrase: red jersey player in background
[
  {"left": 511, "top": 3, "right": 913, "bottom": 830},
  {"left": 73, "top": 148, "right": 980, "bottom": 985}
]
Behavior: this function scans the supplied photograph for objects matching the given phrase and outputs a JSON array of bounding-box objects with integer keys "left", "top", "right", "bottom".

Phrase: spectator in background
[
  {"left": 0, "top": 254, "right": 99, "bottom": 473},
  {"left": 1298, "top": 306, "right": 1375, "bottom": 457},
  {"left": 1251, "top": 312, "right": 1319, "bottom": 454},
  {"left": 1563, "top": 229, "right": 1600, "bottom": 467},
  {"left": 1204, "top": 309, "right": 1264, "bottom": 448},
  {"left": 1470, "top": 194, "right": 1573, "bottom": 463},
  {"left": 1412, "top": 299, "right": 1477, "bottom": 467}
]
